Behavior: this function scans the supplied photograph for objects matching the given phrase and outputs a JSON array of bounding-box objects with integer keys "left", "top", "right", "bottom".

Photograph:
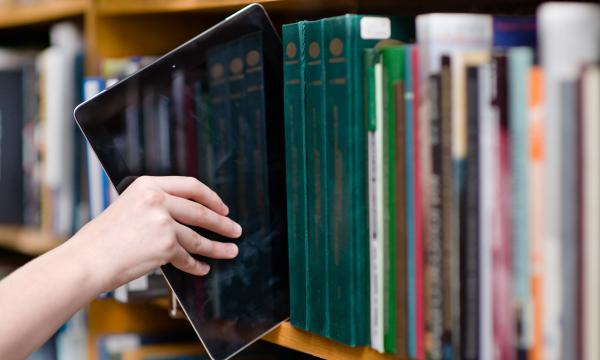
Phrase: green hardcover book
[
  {"left": 323, "top": 14, "right": 413, "bottom": 346},
  {"left": 304, "top": 19, "right": 329, "bottom": 338},
  {"left": 283, "top": 22, "right": 309, "bottom": 330},
  {"left": 380, "top": 45, "right": 405, "bottom": 354}
]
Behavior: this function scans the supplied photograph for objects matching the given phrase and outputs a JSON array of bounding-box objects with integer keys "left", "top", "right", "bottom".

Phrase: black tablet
[{"left": 74, "top": 4, "right": 288, "bottom": 360}]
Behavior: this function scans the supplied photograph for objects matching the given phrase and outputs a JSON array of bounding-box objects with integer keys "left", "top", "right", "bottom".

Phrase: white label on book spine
[{"left": 360, "top": 17, "right": 391, "bottom": 40}]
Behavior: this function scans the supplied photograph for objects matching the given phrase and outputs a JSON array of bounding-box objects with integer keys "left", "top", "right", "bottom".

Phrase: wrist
[{"left": 59, "top": 233, "right": 114, "bottom": 297}]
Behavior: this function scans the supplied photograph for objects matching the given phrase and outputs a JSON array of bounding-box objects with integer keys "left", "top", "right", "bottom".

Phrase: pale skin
[{"left": 0, "top": 176, "right": 242, "bottom": 360}]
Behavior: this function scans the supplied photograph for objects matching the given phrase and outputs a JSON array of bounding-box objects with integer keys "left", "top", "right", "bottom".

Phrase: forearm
[{"left": 0, "top": 238, "right": 103, "bottom": 360}]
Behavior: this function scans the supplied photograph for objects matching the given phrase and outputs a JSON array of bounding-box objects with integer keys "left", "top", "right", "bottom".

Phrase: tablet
[{"left": 74, "top": 4, "right": 288, "bottom": 360}]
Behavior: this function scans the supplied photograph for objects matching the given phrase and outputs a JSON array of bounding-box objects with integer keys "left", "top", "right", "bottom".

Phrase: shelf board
[
  {"left": 98, "top": 0, "right": 274, "bottom": 15},
  {"left": 262, "top": 321, "right": 397, "bottom": 360},
  {"left": 97, "top": 0, "right": 354, "bottom": 16},
  {"left": 0, "top": 226, "right": 64, "bottom": 256},
  {"left": 0, "top": 0, "right": 87, "bottom": 28}
]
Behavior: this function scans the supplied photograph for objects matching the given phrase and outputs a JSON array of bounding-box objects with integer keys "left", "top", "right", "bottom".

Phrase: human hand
[{"left": 68, "top": 176, "right": 241, "bottom": 293}]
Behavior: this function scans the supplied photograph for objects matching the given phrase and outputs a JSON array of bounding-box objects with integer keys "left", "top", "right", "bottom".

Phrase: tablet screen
[{"left": 74, "top": 5, "right": 288, "bottom": 360}]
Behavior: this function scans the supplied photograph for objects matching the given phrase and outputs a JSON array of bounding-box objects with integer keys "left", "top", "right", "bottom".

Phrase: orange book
[{"left": 528, "top": 66, "right": 544, "bottom": 360}]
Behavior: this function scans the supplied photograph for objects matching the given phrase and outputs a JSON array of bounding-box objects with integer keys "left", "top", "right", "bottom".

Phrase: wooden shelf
[
  {"left": 262, "top": 321, "right": 396, "bottom": 360},
  {"left": 0, "top": 226, "right": 64, "bottom": 256},
  {"left": 0, "top": 0, "right": 87, "bottom": 28},
  {"left": 96, "top": 0, "right": 355, "bottom": 16}
]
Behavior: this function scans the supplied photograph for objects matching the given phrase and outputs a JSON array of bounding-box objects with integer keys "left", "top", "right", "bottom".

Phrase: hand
[{"left": 68, "top": 176, "right": 242, "bottom": 293}]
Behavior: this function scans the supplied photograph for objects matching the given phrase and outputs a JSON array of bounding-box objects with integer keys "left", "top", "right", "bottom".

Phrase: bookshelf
[
  {"left": 0, "top": 0, "right": 548, "bottom": 359},
  {"left": 0, "top": 0, "right": 86, "bottom": 28},
  {"left": 0, "top": 226, "right": 63, "bottom": 256},
  {"left": 263, "top": 322, "right": 397, "bottom": 360}
]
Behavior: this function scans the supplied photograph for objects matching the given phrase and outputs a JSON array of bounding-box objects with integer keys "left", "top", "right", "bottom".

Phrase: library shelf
[
  {"left": 96, "top": 0, "right": 355, "bottom": 16},
  {"left": 0, "top": 226, "right": 64, "bottom": 256},
  {"left": 0, "top": 0, "right": 86, "bottom": 29},
  {"left": 262, "top": 321, "right": 397, "bottom": 360}
]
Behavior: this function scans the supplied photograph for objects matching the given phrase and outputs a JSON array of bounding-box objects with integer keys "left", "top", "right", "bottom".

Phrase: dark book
[
  {"left": 440, "top": 55, "right": 454, "bottom": 357},
  {"left": 394, "top": 80, "right": 408, "bottom": 358},
  {"left": 461, "top": 65, "right": 480, "bottom": 359},
  {"left": 427, "top": 73, "right": 443, "bottom": 360},
  {"left": 282, "top": 22, "right": 309, "bottom": 330},
  {"left": 304, "top": 19, "right": 329, "bottom": 338},
  {"left": 0, "top": 69, "right": 24, "bottom": 224}
]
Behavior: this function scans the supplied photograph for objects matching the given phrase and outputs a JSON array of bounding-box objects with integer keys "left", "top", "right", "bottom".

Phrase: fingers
[
  {"left": 150, "top": 176, "right": 229, "bottom": 216},
  {"left": 175, "top": 222, "right": 238, "bottom": 259},
  {"left": 170, "top": 243, "right": 211, "bottom": 276},
  {"left": 164, "top": 193, "right": 242, "bottom": 239}
]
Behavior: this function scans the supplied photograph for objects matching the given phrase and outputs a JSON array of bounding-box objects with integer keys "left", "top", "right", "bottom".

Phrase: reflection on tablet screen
[{"left": 74, "top": 5, "right": 289, "bottom": 360}]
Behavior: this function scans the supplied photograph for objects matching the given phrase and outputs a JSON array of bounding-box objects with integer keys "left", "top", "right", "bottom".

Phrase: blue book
[
  {"left": 493, "top": 16, "right": 537, "bottom": 49},
  {"left": 83, "top": 77, "right": 108, "bottom": 220},
  {"left": 508, "top": 47, "right": 533, "bottom": 352}
]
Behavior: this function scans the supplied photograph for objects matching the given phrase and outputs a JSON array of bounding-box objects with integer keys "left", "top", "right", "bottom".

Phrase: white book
[
  {"left": 538, "top": 3, "right": 600, "bottom": 358},
  {"left": 478, "top": 63, "right": 494, "bottom": 360},
  {"left": 582, "top": 65, "right": 600, "bottom": 360},
  {"left": 368, "top": 62, "right": 385, "bottom": 353},
  {"left": 42, "top": 22, "right": 82, "bottom": 236}
]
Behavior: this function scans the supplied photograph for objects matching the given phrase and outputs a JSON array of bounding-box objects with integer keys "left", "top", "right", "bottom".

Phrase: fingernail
[
  {"left": 232, "top": 222, "right": 242, "bottom": 237},
  {"left": 222, "top": 203, "right": 229, "bottom": 215},
  {"left": 200, "top": 263, "right": 210, "bottom": 275},
  {"left": 228, "top": 244, "right": 239, "bottom": 257}
]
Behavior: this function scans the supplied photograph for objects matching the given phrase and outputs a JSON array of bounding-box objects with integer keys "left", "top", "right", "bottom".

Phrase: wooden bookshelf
[
  {"left": 96, "top": 0, "right": 355, "bottom": 15},
  {"left": 0, "top": 0, "right": 86, "bottom": 28},
  {"left": 263, "top": 321, "right": 397, "bottom": 360},
  {"left": 0, "top": 225, "right": 64, "bottom": 256}
]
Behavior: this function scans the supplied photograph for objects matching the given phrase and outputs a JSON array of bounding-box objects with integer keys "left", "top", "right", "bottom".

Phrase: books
[
  {"left": 538, "top": 3, "right": 600, "bottom": 358},
  {"left": 284, "top": 4, "right": 600, "bottom": 358}
]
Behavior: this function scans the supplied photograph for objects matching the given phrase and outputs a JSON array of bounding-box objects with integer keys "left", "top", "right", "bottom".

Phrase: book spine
[
  {"left": 375, "top": 60, "right": 386, "bottom": 353},
  {"left": 206, "top": 42, "right": 233, "bottom": 318},
  {"left": 462, "top": 65, "right": 480, "bottom": 359},
  {"left": 394, "top": 74, "right": 408, "bottom": 360},
  {"left": 404, "top": 44, "right": 417, "bottom": 359},
  {"left": 527, "top": 66, "right": 544, "bottom": 360},
  {"left": 282, "top": 22, "right": 309, "bottom": 330},
  {"left": 324, "top": 15, "right": 354, "bottom": 345},
  {"left": 365, "top": 47, "right": 384, "bottom": 353},
  {"left": 381, "top": 45, "right": 404, "bottom": 354},
  {"left": 304, "top": 19, "right": 329, "bottom": 338},
  {"left": 440, "top": 55, "right": 454, "bottom": 359},
  {"left": 507, "top": 47, "right": 533, "bottom": 354},
  {"left": 491, "top": 53, "right": 514, "bottom": 360},
  {"left": 559, "top": 80, "right": 579, "bottom": 360},
  {"left": 411, "top": 45, "right": 425, "bottom": 360},
  {"left": 582, "top": 65, "right": 600, "bottom": 360},
  {"left": 427, "top": 72, "right": 443, "bottom": 360},
  {"left": 478, "top": 63, "right": 494, "bottom": 360},
  {"left": 83, "top": 77, "right": 106, "bottom": 220}
]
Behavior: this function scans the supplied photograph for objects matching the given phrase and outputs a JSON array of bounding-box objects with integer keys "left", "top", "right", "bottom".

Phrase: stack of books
[{"left": 284, "top": 2, "right": 600, "bottom": 359}]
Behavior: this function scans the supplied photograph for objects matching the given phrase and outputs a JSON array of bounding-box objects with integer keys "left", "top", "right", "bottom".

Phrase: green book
[
  {"left": 304, "top": 19, "right": 329, "bottom": 338},
  {"left": 380, "top": 45, "right": 405, "bottom": 354},
  {"left": 282, "top": 22, "right": 309, "bottom": 330},
  {"left": 323, "top": 14, "right": 413, "bottom": 346}
]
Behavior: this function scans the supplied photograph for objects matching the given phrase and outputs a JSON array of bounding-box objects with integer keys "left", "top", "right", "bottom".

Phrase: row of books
[
  {"left": 284, "top": 2, "right": 600, "bottom": 359},
  {"left": 0, "top": 22, "right": 85, "bottom": 236}
]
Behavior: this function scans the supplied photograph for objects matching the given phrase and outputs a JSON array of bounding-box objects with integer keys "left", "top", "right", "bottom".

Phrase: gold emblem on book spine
[{"left": 286, "top": 42, "right": 297, "bottom": 58}]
